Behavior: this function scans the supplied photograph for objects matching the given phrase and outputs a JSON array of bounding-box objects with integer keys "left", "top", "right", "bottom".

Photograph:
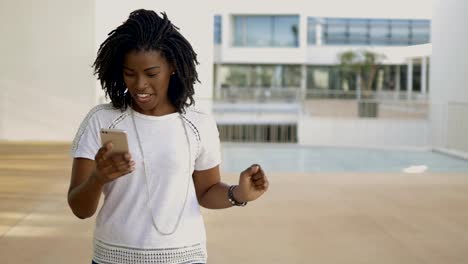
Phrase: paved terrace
[{"left": 0, "top": 143, "right": 467, "bottom": 263}]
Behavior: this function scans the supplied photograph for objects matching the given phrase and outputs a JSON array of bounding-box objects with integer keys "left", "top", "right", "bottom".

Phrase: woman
[{"left": 68, "top": 9, "right": 269, "bottom": 264}]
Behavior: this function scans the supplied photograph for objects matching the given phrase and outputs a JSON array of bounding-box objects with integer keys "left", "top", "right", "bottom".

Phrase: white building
[
  {"left": 211, "top": 2, "right": 432, "bottom": 145},
  {"left": 213, "top": 14, "right": 431, "bottom": 101},
  {"left": 430, "top": 0, "right": 468, "bottom": 156},
  {"left": 1, "top": 0, "right": 466, "bottom": 157}
]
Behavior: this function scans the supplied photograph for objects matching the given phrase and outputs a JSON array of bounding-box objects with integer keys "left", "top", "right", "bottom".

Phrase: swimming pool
[{"left": 219, "top": 143, "right": 468, "bottom": 173}]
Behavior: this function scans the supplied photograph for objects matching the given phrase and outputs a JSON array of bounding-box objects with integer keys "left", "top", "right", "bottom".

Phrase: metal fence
[
  {"left": 218, "top": 124, "right": 298, "bottom": 143},
  {"left": 218, "top": 87, "right": 302, "bottom": 103}
]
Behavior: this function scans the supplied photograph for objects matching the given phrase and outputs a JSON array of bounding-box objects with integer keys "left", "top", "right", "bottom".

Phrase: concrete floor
[{"left": 1, "top": 142, "right": 468, "bottom": 263}]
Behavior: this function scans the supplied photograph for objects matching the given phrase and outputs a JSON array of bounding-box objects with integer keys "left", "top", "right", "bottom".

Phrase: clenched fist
[{"left": 234, "top": 164, "right": 269, "bottom": 203}]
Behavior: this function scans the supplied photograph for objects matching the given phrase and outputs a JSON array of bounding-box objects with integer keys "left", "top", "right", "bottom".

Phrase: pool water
[{"left": 219, "top": 143, "right": 468, "bottom": 173}]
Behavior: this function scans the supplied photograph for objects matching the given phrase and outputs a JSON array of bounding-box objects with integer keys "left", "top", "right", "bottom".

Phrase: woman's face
[{"left": 123, "top": 49, "right": 175, "bottom": 116}]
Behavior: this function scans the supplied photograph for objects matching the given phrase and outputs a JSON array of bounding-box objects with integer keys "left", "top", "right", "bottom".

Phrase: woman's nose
[{"left": 135, "top": 76, "right": 148, "bottom": 90}]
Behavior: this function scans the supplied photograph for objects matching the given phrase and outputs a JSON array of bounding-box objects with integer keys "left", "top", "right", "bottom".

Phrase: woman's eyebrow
[
  {"left": 144, "top": 66, "right": 160, "bottom": 71},
  {"left": 123, "top": 66, "right": 160, "bottom": 71}
]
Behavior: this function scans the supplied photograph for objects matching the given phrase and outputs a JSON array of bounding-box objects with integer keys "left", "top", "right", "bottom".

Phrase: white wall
[
  {"left": 219, "top": 45, "right": 432, "bottom": 65},
  {"left": 299, "top": 117, "right": 430, "bottom": 149},
  {"left": 430, "top": 0, "right": 468, "bottom": 154},
  {"left": 0, "top": 0, "right": 215, "bottom": 141},
  {"left": 0, "top": 0, "right": 96, "bottom": 141}
]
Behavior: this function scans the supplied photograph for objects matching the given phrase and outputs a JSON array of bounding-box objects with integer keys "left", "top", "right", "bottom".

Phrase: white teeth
[{"left": 137, "top": 94, "right": 150, "bottom": 98}]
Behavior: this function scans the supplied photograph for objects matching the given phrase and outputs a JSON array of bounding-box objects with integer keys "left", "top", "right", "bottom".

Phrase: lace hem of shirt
[{"left": 93, "top": 238, "right": 207, "bottom": 264}]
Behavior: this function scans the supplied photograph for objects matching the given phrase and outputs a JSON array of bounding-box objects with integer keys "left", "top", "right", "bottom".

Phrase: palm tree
[
  {"left": 338, "top": 50, "right": 386, "bottom": 117},
  {"left": 338, "top": 50, "right": 385, "bottom": 98}
]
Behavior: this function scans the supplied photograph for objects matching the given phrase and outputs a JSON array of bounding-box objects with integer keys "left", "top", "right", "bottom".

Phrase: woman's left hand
[{"left": 234, "top": 164, "right": 269, "bottom": 203}]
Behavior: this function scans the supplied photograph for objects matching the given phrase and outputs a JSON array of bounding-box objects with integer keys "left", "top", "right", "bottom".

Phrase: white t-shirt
[{"left": 71, "top": 103, "right": 221, "bottom": 264}]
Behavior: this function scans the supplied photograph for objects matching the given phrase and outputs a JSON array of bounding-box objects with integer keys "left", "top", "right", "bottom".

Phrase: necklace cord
[{"left": 130, "top": 108, "right": 192, "bottom": 236}]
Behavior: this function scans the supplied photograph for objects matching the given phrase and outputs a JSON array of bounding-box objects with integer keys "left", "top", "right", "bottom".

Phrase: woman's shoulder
[
  {"left": 183, "top": 107, "right": 218, "bottom": 141},
  {"left": 77, "top": 103, "right": 128, "bottom": 129},
  {"left": 82, "top": 103, "right": 127, "bottom": 122},
  {"left": 86, "top": 103, "right": 124, "bottom": 117},
  {"left": 184, "top": 106, "right": 216, "bottom": 125}
]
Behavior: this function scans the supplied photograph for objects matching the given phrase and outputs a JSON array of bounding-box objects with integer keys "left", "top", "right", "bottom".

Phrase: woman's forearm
[
  {"left": 199, "top": 182, "right": 231, "bottom": 209},
  {"left": 199, "top": 182, "right": 246, "bottom": 209},
  {"left": 68, "top": 172, "right": 103, "bottom": 219}
]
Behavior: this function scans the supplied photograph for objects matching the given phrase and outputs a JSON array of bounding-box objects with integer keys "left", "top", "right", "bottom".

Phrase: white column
[
  {"left": 316, "top": 19, "right": 323, "bottom": 46},
  {"left": 215, "top": 64, "right": 222, "bottom": 100},
  {"left": 407, "top": 59, "right": 413, "bottom": 100},
  {"left": 376, "top": 69, "right": 384, "bottom": 93},
  {"left": 300, "top": 64, "right": 307, "bottom": 100},
  {"left": 421, "top": 57, "right": 428, "bottom": 96},
  {"left": 356, "top": 75, "right": 362, "bottom": 100},
  {"left": 395, "top": 65, "right": 401, "bottom": 99},
  {"left": 221, "top": 13, "right": 230, "bottom": 52},
  {"left": 299, "top": 13, "right": 308, "bottom": 49},
  {"left": 299, "top": 12, "right": 308, "bottom": 102}
]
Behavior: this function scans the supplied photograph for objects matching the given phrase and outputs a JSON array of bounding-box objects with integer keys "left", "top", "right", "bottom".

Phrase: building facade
[{"left": 212, "top": 11, "right": 431, "bottom": 143}]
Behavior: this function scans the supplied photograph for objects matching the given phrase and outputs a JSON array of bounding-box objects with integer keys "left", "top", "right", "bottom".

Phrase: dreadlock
[{"left": 93, "top": 9, "right": 199, "bottom": 113}]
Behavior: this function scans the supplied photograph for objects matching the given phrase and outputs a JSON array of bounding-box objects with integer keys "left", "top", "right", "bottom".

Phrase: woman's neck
[{"left": 131, "top": 102, "right": 177, "bottom": 116}]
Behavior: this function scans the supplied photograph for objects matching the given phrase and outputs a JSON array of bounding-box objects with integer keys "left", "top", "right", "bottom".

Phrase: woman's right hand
[{"left": 92, "top": 142, "right": 135, "bottom": 185}]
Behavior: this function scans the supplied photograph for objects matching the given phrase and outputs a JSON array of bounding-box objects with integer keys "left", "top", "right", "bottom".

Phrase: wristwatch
[{"left": 228, "top": 185, "right": 247, "bottom": 207}]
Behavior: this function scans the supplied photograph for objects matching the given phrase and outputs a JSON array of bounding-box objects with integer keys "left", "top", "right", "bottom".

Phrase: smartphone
[{"left": 100, "top": 128, "right": 129, "bottom": 155}]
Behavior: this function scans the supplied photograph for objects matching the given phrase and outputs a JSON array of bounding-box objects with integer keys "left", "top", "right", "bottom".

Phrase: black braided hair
[{"left": 93, "top": 9, "right": 199, "bottom": 113}]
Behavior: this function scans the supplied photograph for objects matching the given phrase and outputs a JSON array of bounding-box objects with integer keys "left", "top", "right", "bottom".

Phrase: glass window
[
  {"left": 246, "top": 16, "right": 272, "bottom": 46},
  {"left": 348, "top": 19, "right": 368, "bottom": 45},
  {"left": 220, "top": 65, "right": 255, "bottom": 88},
  {"left": 273, "top": 16, "right": 299, "bottom": 47},
  {"left": 233, "top": 17, "right": 245, "bottom": 46},
  {"left": 369, "top": 19, "right": 390, "bottom": 45},
  {"left": 318, "top": 17, "right": 430, "bottom": 46},
  {"left": 324, "top": 18, "right": 348, "bottom": 45},
  {"left": 219, "top": 65, "right": 301, "bottom": 89},
  {"left": 307, "top": 66, "right": 330, "bottom": 89},
  {"left": 399, "top": 65, "right": 407, "bottom": 91},
  {"left": 412, "top": 62, "right": 422, "bottom": 92},
  {"left": 281, "top": 65, "right": 301, "bottom": 87},
  {"left": 410, "top": 20, "right": 430, "bottom": 45},
  {"left": 214, "top": 15, "right": 222, "bottom": 44},
  {"left": 308, "top": 17, "right": 316, "bottom": 45},
  {"left": 256, "top": 65, "right": 276, "bottom": 87},
  {"left": 233, "top": 15, "right": 299, "bottom": 47},
  {"left": 390, "top": 19, "right": 411, "bottom": 45}
]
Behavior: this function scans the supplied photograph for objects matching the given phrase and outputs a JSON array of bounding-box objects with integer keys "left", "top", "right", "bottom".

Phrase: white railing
[
  {"left": 305, "top": 89, "right": 429, "bottom": 101},
  {"left": 217, "top": 87, "right": 302, "bottom": 103},
  {"left": 215, "top": 87, "right": 428, "bottom": 102},
  {"left": 214, "top": 87, "right": 429, "bottom": 119}
]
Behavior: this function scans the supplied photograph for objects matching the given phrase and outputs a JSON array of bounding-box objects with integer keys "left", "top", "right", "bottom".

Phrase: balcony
[{"left": 214, "top": 87, "right": 429, "bottom": 120}]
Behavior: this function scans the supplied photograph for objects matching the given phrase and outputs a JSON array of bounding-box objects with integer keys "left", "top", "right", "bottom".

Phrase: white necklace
[{"left": 130, "top": 107, "right": 192, "bottom": 236}]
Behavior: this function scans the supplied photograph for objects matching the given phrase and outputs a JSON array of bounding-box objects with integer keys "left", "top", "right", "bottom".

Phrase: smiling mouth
[
  {"left": 136, "top": 93, "right": 152, "bottom": 98},
  {"left": 134, "top": 93, "right": 154, "bottom": 103}
]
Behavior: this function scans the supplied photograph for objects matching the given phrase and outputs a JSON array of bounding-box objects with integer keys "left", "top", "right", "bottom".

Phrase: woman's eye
[
  {"left": 148, "top": 73, "right": 158, "bottom": 78},
  {"left": 123, "top": 72, "right": 134, "bottom": 77}
]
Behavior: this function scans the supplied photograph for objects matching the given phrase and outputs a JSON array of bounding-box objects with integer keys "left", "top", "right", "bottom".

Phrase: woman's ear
[{"left": 170, "top": 63, "right": 176, "bottom": 75}]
